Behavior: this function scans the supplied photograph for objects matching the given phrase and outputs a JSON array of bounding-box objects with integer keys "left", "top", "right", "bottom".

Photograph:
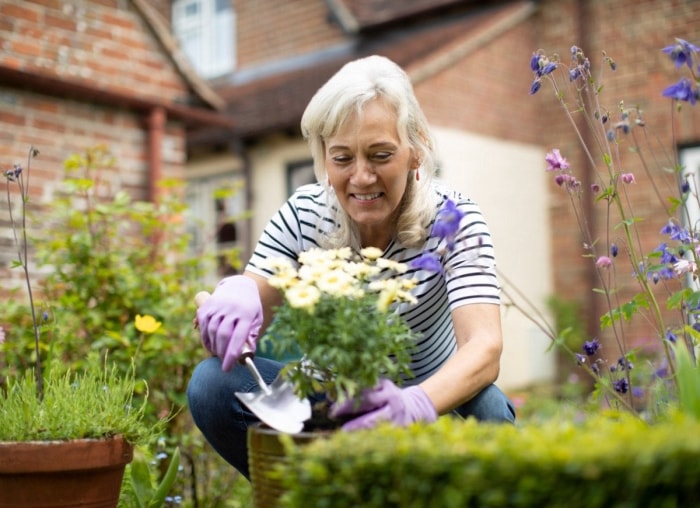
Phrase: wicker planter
[
  {"left": 248, "top": 424, "right": 329, "bottom": 508},
  {"left": 0, "top": 436, "right": 133, "bottom": 508}
]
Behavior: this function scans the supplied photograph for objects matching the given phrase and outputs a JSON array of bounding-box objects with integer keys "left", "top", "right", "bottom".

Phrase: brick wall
[
  {"left": 234, "top": 0, "right": 347, "bottom": 68},
  {"left": 0, "top": 0, "right": 190, "bottom": 290}
]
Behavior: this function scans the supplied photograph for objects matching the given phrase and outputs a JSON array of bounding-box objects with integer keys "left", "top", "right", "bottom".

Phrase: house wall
[{"left": 0, "top": 0, "right": 190, "bottom": 289}]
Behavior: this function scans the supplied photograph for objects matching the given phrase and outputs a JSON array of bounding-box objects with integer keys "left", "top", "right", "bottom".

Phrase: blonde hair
[{"left": 300, "top": 55, "right": 439, "bottom": 250}]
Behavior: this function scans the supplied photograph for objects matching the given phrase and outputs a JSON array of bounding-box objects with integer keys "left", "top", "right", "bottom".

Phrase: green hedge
[{"left": 278, "top": 412, "right": 700, "bottom": 507}]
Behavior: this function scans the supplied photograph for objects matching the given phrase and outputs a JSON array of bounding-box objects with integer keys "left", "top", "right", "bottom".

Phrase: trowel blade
[{"left": 235, "top": 377, "right": 311, "bottom": 434}]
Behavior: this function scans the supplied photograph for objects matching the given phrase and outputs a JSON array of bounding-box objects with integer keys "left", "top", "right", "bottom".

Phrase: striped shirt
[{"left": 246, "top": 182, "right": 500, "bottom": 384}]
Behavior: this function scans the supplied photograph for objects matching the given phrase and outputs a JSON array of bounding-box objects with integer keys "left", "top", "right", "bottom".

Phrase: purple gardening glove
[
  {"left": 196, "top": 275, "right": 263, "bottom": 372},
  {"left": 330, "top": 379, "right": 438, "bottom": 431}
]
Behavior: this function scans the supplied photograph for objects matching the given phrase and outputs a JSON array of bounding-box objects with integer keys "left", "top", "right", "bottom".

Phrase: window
[
  {"left": 287, "top": 160, "right": 316, "bottom": 196},
  {"left": 185, "top": 173, "right": 247, "bottom": 282},
  {"left": 681, "top": 145, "right": 700, "bottom": 289},
  {"left": 172, "top": 0, "right": 235, "bottom": 78}
]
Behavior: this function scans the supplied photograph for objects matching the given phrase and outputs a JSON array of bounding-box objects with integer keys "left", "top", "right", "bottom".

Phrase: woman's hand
[
  {"left": 330, "top": 379, "right": 437, "bottom": 431},
  {"left": 195, "top": 275, "right": 263, "bottom": 371}
]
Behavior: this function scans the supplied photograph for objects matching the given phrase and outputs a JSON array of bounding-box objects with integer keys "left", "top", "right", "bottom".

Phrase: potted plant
[
  {"left": 243, "top": 246, "right": 420, "bottom": 506},
  {"left": 0, "top": 147, "right": 156, "bottom": 508}
]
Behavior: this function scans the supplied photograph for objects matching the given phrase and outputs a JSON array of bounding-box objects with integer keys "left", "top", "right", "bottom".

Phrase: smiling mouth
[{"left": 352, "top": 192, "right": 382, "bottom": 201}]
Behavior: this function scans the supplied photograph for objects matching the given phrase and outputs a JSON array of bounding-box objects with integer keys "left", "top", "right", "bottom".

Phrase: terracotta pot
[
  {"left": 0, "top": 435, "right": 133, "bottom": 508},
  {"left": 248, "top": 424, "right": 329, "bottom": 508}
]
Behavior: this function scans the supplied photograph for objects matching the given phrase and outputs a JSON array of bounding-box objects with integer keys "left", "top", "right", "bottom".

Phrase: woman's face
[{"left": 324, "top": 98, "right": 417, "bottom": 247}]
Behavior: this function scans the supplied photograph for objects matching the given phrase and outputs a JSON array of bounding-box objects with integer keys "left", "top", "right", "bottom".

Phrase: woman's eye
[
  {"left": 332, "top": 155, "right": 351, "bottom": 164},
  {"left": 373, "top": 152, "right": 392, "bottom": 161}
]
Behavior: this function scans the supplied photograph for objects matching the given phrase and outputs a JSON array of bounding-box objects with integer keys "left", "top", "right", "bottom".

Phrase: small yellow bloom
[
  {"left": 286, "top": 283, "right": 321, "bottom": 311},
  {"left": 135, "top": 314, "right": 162, "bottom": 334},
  {"left": 360, "top": 246, "right": 383, "bottom": 260}
]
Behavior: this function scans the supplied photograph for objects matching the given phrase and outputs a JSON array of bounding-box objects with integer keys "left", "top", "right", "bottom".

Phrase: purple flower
[
  {"left": 620, "top": 173, "right": 635, "bottom": 184},
  {"left": 0, "top": 326, "right": 5, "bottom": 345},
  {"left": 617, "top": 357, "right": 633, "bottom": 371},
  {"left": 530, "top": 52, "right": 541, "bottom": 72},
  {"left": 610, "top": 243, "right": 618, "bottom": 258},
  {"left": 4, "top": 164, "right": 22, "bottom": 182},
  {"left": 595, "top": 256, "right": 612, "bottom": 268},
  {"left": 662, "top": 38, "right": 700, "bottom": 69},
  {"left": 410, "top": 252, "right": 443, "bottom": 274},
  {"left": 583, "top": 339, "right": 601, "bottom": 356},
  {"left": 545, "top": 148, "right": 569, "bottom": 171},
  {"left": 662, "top": 77, "right": 698, "bottom": 105},
  {"left": 575, "top": 353, "right": 586, "bottom": 365},
  {"left": 529, "top": 79, "right": 542, "bottom": 95},
  {"left": 432, "top": 199, "right": 464, "bottom": 249},
  {"left": 613, "top": 378, "right": 629, "bottom": 394},
  {"left": 541, "top": 62, "right": 557, "bottom": 75},
  {"left": 665, "top": 330, "right": 677, "bottom": 343}
]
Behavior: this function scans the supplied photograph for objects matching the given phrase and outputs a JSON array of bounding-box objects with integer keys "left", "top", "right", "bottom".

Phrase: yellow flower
[
  {"left": 360, "top": 246, "right": 383, "bottom": 260},
  {"left": 316, "top": 268, "right": 357, "bottom": 297},
  {"left": 286, "top": 283, "right": 321, "bottom": 311},
  {"left": 376, "top": 258, "right": 408, "bottom": 273},
  {"left": 135, "top": 314, "right": 162, "bottom": 334}
]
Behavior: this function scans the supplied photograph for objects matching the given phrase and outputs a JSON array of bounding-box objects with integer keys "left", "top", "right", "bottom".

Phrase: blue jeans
[{"left": 187, "top": 356, "right": 516, "bottom": 480}]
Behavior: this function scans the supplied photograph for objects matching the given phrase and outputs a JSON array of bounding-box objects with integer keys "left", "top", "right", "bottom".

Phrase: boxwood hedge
[{"left": 278, "top": 412, "right": 700, "bottom": 507}]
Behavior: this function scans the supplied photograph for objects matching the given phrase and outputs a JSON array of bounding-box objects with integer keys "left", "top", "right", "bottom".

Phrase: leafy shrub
[{"left": 279, "top": 414, "right": 700, "bottom": 507}]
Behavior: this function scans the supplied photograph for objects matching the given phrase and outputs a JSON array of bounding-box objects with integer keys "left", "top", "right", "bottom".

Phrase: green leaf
[
  {"left": 148, "top": 447, "right": 181, "bottom": 508},
  {"left": 129, "top": 455, "right": 153, "bottom": 508}
]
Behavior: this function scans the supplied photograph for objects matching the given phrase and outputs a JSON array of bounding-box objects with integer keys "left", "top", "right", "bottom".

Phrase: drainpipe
[
  {"left": 147, "top": 106, "right": 166, "bottom": 203},
  {"left": 576, "top": 0, "right": 599, "bottom": 341}
]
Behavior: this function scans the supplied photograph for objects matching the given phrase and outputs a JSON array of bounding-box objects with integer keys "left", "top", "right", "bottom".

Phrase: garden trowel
[{"left": 194, "top": 291, "right": 311, "bottom": 434}]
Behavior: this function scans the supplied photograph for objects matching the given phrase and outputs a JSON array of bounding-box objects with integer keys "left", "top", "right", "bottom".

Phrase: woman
[{"left": 188, "top": 55, "right": 515, "bottom": 480}]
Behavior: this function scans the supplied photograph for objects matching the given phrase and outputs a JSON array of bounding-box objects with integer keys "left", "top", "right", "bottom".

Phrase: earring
[{"left": 415, "top": 170, "right": 420, "bottom": 181}]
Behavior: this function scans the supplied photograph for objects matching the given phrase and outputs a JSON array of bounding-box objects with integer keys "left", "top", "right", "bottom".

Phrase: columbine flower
[
  {"left": 613, "top": 378, "right": 629, "bottom": 394},
  {"left": 661, "top": 77, "right": 698, "bottom": 105},
  {"left": 620, "top": 172, "right": 635, "bottom": 184},
  {"left": 673, "top": 259, "right": 697, "bottom": 276},
  {"left": 410, "top": 252, "right": 443, "bottom": 274},
  {"left": 665, "top": 330, "right": 678, "bottom": 344},
  {"left": 545, "top": 148, "right": 569, "bottom": 171},
  {"left": 134, "top": 314, "right": 162, "bottom": 334},
  {"left": 662, "top": 38, "right": 700, "bottom": 69},
  {"left": 432, "top": 199, "right": 464, "bottom": 244},
  {"left": 4, "top": 164, "right": 22, "bottom": 182},
  {"left": 583, "top": 339, "right": 601, "bottom": 356},
  {"left": 610, "top": 243, "right": 618, "bottom": 257},
  {"left": 595, "top": 256, "right": 612, "bottom": 269}
]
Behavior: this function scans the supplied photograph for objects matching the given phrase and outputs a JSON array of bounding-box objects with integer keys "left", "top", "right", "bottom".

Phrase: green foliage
[
  {"left": 279, "top": 413, "right": 700, "bottom": 507},
  {"left": 1, "top": 146, "right": 243, "bottom": 505},
  {"left": 0, "top": 355, "right": 152, "bottom": 444},
  {"left": 266, "top": 292, "right": 415, "bottom": 403},
  {"left": 674, "top": 342, "right": 700, "bottom": 419},
  {"left": 261, "top": 248, "right": 416, "bottom": 404},
  {"left": 120, "top": 445, "right": 182, "bottom": 508},
  {"left": 4, "top": 145, "right": 210, "bottom": 424}
]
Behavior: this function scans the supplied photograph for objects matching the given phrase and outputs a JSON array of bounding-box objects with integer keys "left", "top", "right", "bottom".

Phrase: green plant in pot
[
  {"left": 0, "top": 147, "right": 157, "bottom": 508},
  {"left": 261, "top": 246, "right": 419, "bottom": 428}
]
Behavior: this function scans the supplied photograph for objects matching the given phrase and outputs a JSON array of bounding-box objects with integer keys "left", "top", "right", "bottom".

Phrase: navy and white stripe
[{"left": 246, "top": 182, "right": 500, "bottom": 385}]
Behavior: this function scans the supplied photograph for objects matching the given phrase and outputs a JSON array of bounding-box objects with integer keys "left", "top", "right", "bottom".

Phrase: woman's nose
[{"left": 351, "top": 158, "right": 376, "bottom": 184}]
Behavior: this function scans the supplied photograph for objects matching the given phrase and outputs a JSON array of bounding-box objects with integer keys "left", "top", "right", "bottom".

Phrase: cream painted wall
[
  {"left": 248, "top": 136, "right": 313, "bottom": 242},
  {"left": 242, "top": 129, "right": 555, "bottom": 391},
  {"left": 433, "top": 127, "right": 555, "bottom": 390}
]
